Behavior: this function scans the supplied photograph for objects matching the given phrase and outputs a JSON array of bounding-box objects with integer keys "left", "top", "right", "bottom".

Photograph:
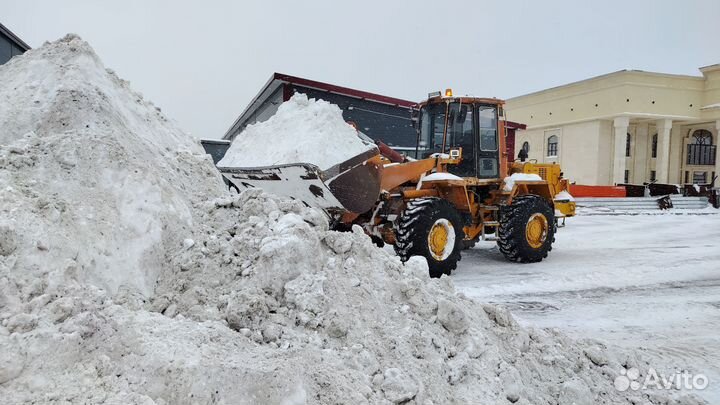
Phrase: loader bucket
[{"left": 218, "top": 149, "right": 382, "bottom": 216}]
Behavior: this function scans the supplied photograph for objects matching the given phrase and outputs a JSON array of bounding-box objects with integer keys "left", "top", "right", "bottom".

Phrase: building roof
[
  {"left": 0, "top": 21, "right": 31, "bottom": 51},
  {"left": 504, "top": 121, "right": 527, "bottom": 130},
  {"left": 507, "top": 68, "right": 705, "bottom": 101},
  {"left": 223, "top": 73, "right": 415, "bottom": 139},
  {"left": 699, "top": 63, "right": 720, "bottom": 74}
]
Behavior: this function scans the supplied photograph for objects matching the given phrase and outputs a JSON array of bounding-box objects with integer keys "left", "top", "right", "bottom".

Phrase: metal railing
[{"left": 686, "top": 144, "right": 716, "bottom": 166}]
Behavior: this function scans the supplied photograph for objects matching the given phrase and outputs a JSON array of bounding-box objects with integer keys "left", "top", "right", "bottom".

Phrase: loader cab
[{"left": 416, "top": 93, "right": 504, "bottom": 179}]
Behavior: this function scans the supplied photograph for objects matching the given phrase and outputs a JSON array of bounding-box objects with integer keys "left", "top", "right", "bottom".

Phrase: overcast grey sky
[{"left": 2, "top": 0, "right": 719, "bottom": 139}]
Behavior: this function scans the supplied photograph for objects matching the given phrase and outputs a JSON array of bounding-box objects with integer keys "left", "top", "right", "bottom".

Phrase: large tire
[
  {"left": 395, "top": 198, "right": 465, "bottom": 278},
  {"left": 497, "top": 194, "right": 555, "bottom": 263}
]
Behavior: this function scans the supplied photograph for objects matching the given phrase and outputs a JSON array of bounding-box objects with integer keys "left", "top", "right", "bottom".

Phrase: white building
[{"left": 506, "top": 64, "right": 720, "bottom": 186}]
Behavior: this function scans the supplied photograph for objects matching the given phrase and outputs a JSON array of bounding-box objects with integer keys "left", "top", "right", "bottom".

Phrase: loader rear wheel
[
  {"left": 395, "top": 198, "right": 464, "bottom": 278},
  {"left": 497, "top": 194, "right": 555, "bottom": 263}
]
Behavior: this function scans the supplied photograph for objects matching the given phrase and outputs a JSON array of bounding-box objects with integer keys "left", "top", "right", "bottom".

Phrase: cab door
[
  {"left": 476, "top": 105, "right": 499, "bottom": 179},
  {"left": 445, "top": 103, "right": 476, "bottom": 177}
]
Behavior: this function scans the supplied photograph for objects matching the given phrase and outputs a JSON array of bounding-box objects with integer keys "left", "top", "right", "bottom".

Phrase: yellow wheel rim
[
  {"left": 525, "top": 213, "right": 549, "bottom": 249},
  {"left": 427, "top": 219, "right": 455, "bottom": 261}
]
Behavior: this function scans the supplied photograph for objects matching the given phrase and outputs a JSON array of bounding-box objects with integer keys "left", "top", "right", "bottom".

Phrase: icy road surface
[{"left": 454, "top": 212, "right": 720, "bottom": 402}]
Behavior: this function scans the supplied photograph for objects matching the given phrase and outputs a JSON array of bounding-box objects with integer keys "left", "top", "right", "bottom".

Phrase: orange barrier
[{"left": 570, "top": 184, "right": 627, "bottom": 198}]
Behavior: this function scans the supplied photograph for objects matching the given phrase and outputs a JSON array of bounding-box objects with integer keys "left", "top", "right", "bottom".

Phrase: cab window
[
  {"left": 419, "top": 103, "right": 447, "bottom": 156},
  {"left": 478, "top": 107, "right": 497, "bottom": 151}
]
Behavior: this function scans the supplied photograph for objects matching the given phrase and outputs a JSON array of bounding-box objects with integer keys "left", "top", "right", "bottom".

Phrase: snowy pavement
[{"left": 453, "top": 211, "right": 720, "bottom": 402}]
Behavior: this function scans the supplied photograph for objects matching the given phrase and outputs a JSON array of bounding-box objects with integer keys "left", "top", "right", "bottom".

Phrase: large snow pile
[
  {"left": 217, "top": 93, "right": 376, "bottom": 170},
  {"left": 0, "top": 34, "right": 226, "bottom": 296},
  {"left": 0, "top": 36, "right": 704, "bottom": 405}
]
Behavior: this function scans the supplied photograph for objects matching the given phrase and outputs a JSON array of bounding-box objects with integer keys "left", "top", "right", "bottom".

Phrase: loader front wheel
[
  {"left": 497, "top": 194, "right": 555, "bottom": 263},
  {"left": 395, "top": 198, "right": 464, "bottom": 278}
]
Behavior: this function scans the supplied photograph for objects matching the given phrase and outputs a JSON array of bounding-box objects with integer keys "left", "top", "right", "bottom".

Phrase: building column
[
  {"left": 655, "top": 119, "right": 673, "bottom": 183},
  {"left": 633, "top": 124, "right": 649, "bottom": 183},
  {"left": 715, "top": 120, "right": 720, "bottom": 184},
  {"left": 613, "top": 116, "right": 629, "bottom": 184}
]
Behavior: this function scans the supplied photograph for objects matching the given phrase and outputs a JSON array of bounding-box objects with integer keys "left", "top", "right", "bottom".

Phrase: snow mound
[
  {"left": 0, "top": 36, "right": 704, "bottom": 405},
  {"left": 218, "top": 93, "right": 376, "bottom": 170},
  {"left": 145, "top": 191, "right": 700, "bottom": 404},
  {"left": 0, "top": 34, "right": 226, "bottom": 296},
  {"left": 503, "top": 173, "right": 543, "bottom": 191}
]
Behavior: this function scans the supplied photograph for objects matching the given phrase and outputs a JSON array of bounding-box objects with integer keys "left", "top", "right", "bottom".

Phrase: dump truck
[{"left": 219, "top": 91, "right": 575, "bottom": 277}]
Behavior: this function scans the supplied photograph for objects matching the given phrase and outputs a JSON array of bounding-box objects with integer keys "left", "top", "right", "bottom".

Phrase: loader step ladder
[
  {"left": 489, "top": 190, "right": 512, "bottom": 198},
  {"left": 481, "top": 221, "right": 500, "bottom": 241}
]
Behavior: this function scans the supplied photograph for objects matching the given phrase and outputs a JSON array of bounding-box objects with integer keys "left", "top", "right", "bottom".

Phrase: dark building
[
  {"left": 212, "top": 72, "right": 526, "bottom": 164},
  {"left": 222, "top": 73, "right": 418, "bottom": 153},
  {"left": 0, "top": 22, "right": 30, "bottom": 65}
]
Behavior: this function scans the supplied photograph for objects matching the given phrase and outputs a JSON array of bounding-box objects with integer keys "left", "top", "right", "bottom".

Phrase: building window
[
  {"left": 650, "top": 170, "right": 656, "bottom": 182},
  {"left": 624, "top": 170, "right": 630, "bottom": 184},
  {"left": 547, "top": 135, "right": 558, "bottom": 157},
  {"left": 687, "top": 129, "right": 716, "bottom": 166},
  {"left": 521, "top": 141, "right": 530, "bottom": 154},
  {"left": 693, "top": 171, "right": 707, "bottom": 184},
  {"left": 693, "top": 130, "right": 713, "bottom": 145},
  {"left": 625, "top": 133, "right": 632, "bottom": 157},
  {"left": 651, "top": 134, "right": 658, "bottom": 158}
]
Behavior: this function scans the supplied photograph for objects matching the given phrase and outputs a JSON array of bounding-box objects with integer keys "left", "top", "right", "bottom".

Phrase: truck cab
[{"left": 416, "top": 91, "right": 506, "bottom": 180}]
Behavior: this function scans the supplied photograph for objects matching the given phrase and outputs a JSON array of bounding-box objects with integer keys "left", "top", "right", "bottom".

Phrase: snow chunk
[
  {"left": 0, "top": 338, "right": 24, "bottom": 384},
  {"left": 218, "top": 93, "right": 377, "bottom": 170},
  {"left": 503, "top": 173, "right": 543, "bottom": 191},
  {"left": 182, "top": 238, "right": 195, "bottom": 249},
  {"left": 554, "top": 190, "right": 575, "bottom": 202},
  {"left": 422, "top": 172, "right": 464, "bottom": 182},
  {"left": 381, "top": 368, "right": 418, "bottom": 403},
  {"left": 0, "top": 223, "right": 17, "bottom": 256},
  {"left": 437, "top": 298, "right": 469, "bottom": 333}
]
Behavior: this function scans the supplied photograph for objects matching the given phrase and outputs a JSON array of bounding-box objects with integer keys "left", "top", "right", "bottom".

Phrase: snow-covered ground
[{"left": 454, "top": 211, "right": 720, "bottom": 402}]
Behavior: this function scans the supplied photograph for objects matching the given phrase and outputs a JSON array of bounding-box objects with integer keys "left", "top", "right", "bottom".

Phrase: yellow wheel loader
[{"left": 219, "top": 91, "right": 575, "bottom": 277}]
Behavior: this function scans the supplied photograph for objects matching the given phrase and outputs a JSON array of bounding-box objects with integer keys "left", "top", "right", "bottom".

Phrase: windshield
[{"left": 418, "top": 102, "right": 476, "bottom": 176}]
